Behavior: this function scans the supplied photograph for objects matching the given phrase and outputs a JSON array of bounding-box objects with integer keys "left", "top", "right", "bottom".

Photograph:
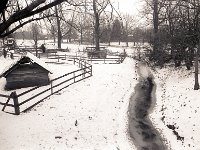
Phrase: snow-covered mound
[
  {"left": 137, "top": 62, "right": 152, "bottom": 79},
  {"left": 150, "top": 65, "right": 200, "bottom": 150}
]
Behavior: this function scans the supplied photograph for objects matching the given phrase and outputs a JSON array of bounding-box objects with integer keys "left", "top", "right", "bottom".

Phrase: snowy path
[
  {"left": 128, "top": 63, "right": 167, "bottom": 150},
  {"left": 0, "top": 58, "right": 138, "bottom": 150}
]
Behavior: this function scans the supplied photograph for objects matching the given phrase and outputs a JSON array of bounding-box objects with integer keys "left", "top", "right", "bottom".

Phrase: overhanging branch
[
  {"left": 0, "top": 15, "right": 53, "bottom": 38},
  {"left": 0, "top": 0, "right": 83, "bottom": 37}
]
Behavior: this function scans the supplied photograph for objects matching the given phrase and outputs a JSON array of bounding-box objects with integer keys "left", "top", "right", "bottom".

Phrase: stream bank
[{"left": 128, "top": 63, "right": 167, "bottom": 150}]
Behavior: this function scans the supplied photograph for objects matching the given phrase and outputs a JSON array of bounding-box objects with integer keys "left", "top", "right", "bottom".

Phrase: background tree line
[{"left": 143, "top": 0, "right": 200, "bottom": 69}]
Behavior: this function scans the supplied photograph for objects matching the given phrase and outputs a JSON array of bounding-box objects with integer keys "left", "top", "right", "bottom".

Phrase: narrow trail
[{"left": 128, "top": 62, "right": 167, "bottom": 150}]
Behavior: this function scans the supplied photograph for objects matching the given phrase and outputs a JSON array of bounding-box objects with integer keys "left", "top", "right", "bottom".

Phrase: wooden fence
[
  {"left": 44, "top": 54, "right": 87, "bottom": 63},
  {"left": 0, "top": 58, "right": 92, "bottom": 115},
  {"left": 88, "top": 55, "right": 126, "bottom": 64}
]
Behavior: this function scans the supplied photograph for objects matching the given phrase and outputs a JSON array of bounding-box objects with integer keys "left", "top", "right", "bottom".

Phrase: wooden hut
[{"left": 1, "top": 53, "right": 52, "bottom": 90}]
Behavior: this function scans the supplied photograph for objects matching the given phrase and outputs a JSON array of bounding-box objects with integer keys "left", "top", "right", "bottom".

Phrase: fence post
[
  {"left": 82, "top": 63, "right": 85, "bottom": 78},
  {"left": 73, "top": 72, "right": 76, "bottom": 83},
  {"left": 58, "top": 55, "right": 59, "bottom": 62},
  {"left": 12, "top": 91, "right": 20, "bottom": 115},
  {"left": 51, "top": 81, "right": 53, "bottom": 94},
  {"left": 84, "top": 61, "right": 87, "bottom": 78},
  {"left": 90, "top": 66, "right": 92, "bottom": 76},
  {"left": 84, "top": 61, "right": 86, "bottom": 68},
  {"left": 73, "top": 58, "right": 75, "bottom": 65}
]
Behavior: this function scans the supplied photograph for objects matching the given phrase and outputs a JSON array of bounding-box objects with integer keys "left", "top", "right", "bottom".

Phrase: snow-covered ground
[
  {"left": 150, "top": 65, "right": 200, "bottom": 150},
  {"left": 2, "top": 40, "right": 200, "bottom": 150},
  {"left": 0, "top": 42, "right": 138, "bottom": 149},
  {"left": 15, "top": 40, "right": 142, "bottom": 56}
]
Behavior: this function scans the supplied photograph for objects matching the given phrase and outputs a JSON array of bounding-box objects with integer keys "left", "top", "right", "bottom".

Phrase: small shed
[{"left": 1, "top": 52, "right": 52, "bottom": 90}]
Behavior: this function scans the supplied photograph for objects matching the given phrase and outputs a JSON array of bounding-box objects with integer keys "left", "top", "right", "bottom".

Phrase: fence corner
[{"left": 12, "top": 91, "right": 20, "bottom": 115}]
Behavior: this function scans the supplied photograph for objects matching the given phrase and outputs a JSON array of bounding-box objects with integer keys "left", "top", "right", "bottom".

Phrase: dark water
[{"left": 128, "top": 73, "right": 167, "bottom": 150}]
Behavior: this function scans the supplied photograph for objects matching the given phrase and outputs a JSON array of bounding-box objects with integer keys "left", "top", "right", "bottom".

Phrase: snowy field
[
  {"left": 1, "top": 40, "right": 200, "bottom": 149},
  {"left": 0, "top": 59, "right": 138, "bottom": 150},
  {"left": 15, "top": 40, "right": 141, "bottom": 56},
  {"left": 0, "top": 41, "right": 138, "bottom": 150},
  {"left": 150, "top": 65, "right": 200, "bottom": 150}
]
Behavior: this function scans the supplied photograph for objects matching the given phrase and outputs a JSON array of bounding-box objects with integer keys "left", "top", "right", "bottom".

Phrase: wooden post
[
  {"left": 84, "top": 63, "right": 86, "bottom": 78},
  {"left": 51, "top": 81, "right": 53, "bottom": 94},
  {"left": 65, "top": 54, "right": 66, "bottom": 60},
  {"left": 83, "top": 61, "right": 86, "bottom": 78},
  {"left": 90, "top": 66, "right": 92, "bottom": 76},
  {"left": 2, "top": 97, "right": 11, "bottom": 111},
  {"left": 12, "top": 91, "right": 20, "bottom": 115},
  {"left": 73, "top": 58, "right": 75, "bottom": 65},
  {"left": 73, "top": 72, "right": 76, "bottom": 83}
]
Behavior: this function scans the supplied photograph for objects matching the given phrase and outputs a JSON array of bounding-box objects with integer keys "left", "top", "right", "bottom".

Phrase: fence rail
[
  {"left": 0, "top": 58, "right": 92, "bottom": 115},
  {"left": 88, "top": 55, "right": 126, "bottom": 64}
]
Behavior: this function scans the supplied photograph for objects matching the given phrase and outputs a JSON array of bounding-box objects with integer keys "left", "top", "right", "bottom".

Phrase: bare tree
[
  {"left": 93, "top": 0, "right": 100, "bottom": 51},
  {"left": 31, "top": 23, "right": 40, "bottom": 57},
  {"left": 122, "top": 14, "right": 135, "bottom": 47},
  {"left": 92, "top": 0, "right": 111, "bottom": 51},
  {"left": 0, "top": 0, "right": 83, "bottom": 38},
  {"left": 55, "top": 5, "right": 62, "bottom": 49}
]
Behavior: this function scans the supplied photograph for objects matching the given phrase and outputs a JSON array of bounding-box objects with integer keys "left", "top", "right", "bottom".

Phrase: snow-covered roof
[
  {"left": 1, "top": 52, "right": 52, "bottom": 77},
  {"left": 25, "top": 52, "right": 52, "bottom": 73}
]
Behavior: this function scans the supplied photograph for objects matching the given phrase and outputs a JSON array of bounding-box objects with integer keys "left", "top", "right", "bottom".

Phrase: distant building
[{"left": 1, "top": 53, "right": 52, "bottom": 90}]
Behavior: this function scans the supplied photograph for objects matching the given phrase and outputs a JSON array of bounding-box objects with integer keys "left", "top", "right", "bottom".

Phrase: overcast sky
[{"left": 116, "top": 0, "right": 142, "bottom": 15}]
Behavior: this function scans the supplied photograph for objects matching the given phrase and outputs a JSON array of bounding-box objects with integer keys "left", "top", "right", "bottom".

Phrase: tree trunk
[
  {"left": 68, "top": 8, "right": 76, "bottom": 43},
  {"left": 35, "top": 39, "right": 38, "bottom": 57},
  {"left": 53, "top": 35, "right": 56, "bottom": 44},
  {"left": 55, "top": 5, "right": 62, "bottom": 49},
  {"left": 80, "top": 27, "right": 83, "bottom": 44},
  {"left": 126, "top": 39, "right": 128, "bottom": 47},
  {"left": 108, "top": 24, "right": 111, "bottom": 46},
  {"left": 93, "top": 0, "right": 100, "bottom": 51},
  {"left": 194, "top": 45, "right": 199, "bottom": 90},
  {"left": 153, "top": 0, "right": 159, "bottom": 52}
]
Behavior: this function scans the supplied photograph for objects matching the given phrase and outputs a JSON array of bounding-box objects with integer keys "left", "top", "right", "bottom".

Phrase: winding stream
[{"left": 128, "top": 63, "right": 167, "bottom": 150}]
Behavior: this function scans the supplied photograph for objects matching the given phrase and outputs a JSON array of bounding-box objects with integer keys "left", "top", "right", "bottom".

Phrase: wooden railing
[
  {"left": 0, "top": 58, "right": 92, "bottom": 115},
  {"left": 44, "top": 54, "right": 87, "bottom": 63},
  {"left": 0, "top": 92, "right": 20, "bottom": 115},
  {"left": 88, "top": 54, "right": 126, "bottom": 64}
]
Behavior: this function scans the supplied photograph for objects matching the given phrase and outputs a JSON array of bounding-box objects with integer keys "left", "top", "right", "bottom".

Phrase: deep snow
[{"left": 0, "top": 52, "right": 138, "bottom": 149}]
